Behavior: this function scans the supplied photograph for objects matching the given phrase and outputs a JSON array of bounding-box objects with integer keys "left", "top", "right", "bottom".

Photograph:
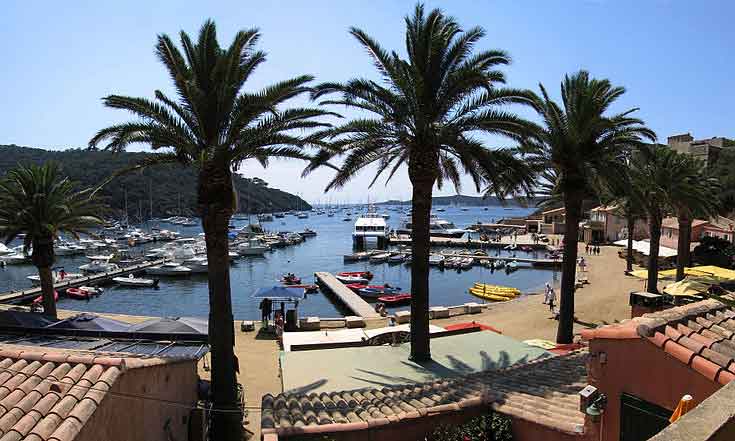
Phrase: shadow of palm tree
[{"left": 287, "top": 379, "right": 328, "bottom": 394}]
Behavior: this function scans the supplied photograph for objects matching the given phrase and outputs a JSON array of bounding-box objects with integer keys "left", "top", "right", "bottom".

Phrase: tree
[
  {"left": 304, "top": 4, "right": 536, "bottom": 361},
  {"left": 668, "top": 157, "right": 720, "bottom": 281},
  {"left": 0, "top": 162, "right": 103, "bottom": 317},
  {"left": 523, "top": 71, "right": 655, "bottom": 343},
  {"left": 630, "top": 145, "right": 698, "bottom": 292},
  {"left": 88, "top": 21, "right": 332, "bottom": 440}
]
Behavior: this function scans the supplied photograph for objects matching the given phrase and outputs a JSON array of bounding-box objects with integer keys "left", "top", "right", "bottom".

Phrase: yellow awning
[
  {"left": 663, "top": 279, "right": 710, "bottom": 297},
  {"left": 629, "top": 266, "right": 735, "bottom": 282}
]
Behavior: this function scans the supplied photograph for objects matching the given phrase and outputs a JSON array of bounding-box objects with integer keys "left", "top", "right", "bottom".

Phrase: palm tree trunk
[
  {"left": 31, "top": 238, "right": 56, "bottom": 318},
  {"left": 199, "top": 161, "right": 242, "bottom": 441},
  {"left": 626, "top": 215, "right": 634, "bottom": 273},
  {"left": 676, "top": 215, "right": 691, "bottom": 281},
  {"left": 557, "top": 195, "right": 582, "bottom": 344},
  {"left": 38, "top": 266, "right": 56, "bottom": 318},
  {"left": 647, "top": 213, "right": 662, "bottom": 293},
  {"left": 408, "top": 177, "right": 433, "bottom": 362}
]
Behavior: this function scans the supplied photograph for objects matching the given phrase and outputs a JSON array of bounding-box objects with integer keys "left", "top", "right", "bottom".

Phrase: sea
[{"left": 0, "top": 206, "right": 558, "bottom": 320}]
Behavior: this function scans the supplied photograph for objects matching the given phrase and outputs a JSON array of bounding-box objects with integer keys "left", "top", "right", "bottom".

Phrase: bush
[{"left": 426, "top": 412, "right": 513, "bottom": 441}]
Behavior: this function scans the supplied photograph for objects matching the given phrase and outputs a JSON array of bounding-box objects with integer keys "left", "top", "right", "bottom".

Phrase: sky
[{"left": 1, "top": 1, "right": 733, "bottom": 203}]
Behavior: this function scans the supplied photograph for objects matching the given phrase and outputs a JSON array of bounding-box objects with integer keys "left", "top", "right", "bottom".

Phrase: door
[{"left": 620, "top": 393, "right": 671, "bottom": 441}]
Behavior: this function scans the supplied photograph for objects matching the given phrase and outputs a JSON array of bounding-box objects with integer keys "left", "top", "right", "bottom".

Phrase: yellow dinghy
[
  {"left": 472, "top": 283, "right": 520, "bottom": 297},
  {"left": 468, "top": 287, "right": 513, "bottom": 302}
]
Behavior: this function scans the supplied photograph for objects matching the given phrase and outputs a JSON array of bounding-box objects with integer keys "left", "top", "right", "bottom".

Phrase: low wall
[{"left": 77, "top": 360, "right": 200, "bottom": 441}]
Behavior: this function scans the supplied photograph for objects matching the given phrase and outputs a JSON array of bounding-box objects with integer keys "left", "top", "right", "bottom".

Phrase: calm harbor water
[{"left": 0, "top": 206, "right": 556, "bottom": 320}]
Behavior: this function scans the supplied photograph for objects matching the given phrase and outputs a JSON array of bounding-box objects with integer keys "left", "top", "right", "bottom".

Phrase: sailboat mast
[{"left": 149, "top": 180, "right": 153, "bottom": 219}]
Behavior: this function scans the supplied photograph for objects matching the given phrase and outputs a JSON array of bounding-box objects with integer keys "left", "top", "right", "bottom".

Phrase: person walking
[
  {"left": 545, "top": 284, "right": 557, "bottom": 318},
  {"left": 543, "top": 283, "right": 552, "bottom": 304},
  {"left": 585, "top": 244, "right": 589, "bottom": 255}
]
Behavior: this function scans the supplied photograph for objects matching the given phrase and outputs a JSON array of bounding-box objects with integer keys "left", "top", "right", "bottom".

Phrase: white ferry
[{"left": 352, "top": 209, "right": 388, "bottom": 247}]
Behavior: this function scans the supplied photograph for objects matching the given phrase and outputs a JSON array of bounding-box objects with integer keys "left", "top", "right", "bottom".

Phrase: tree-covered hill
[{"left": 0, "top": 144, "right": 311, "bottom": 220}]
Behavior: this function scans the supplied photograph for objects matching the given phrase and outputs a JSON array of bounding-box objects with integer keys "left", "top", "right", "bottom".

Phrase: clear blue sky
[{"left": 1, "top": 1, "right": 733, "bottom": 203}]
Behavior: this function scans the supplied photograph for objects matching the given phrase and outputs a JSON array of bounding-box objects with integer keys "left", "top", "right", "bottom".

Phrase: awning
[
  {"left": 663, "top": 279, "right": 710, "bottom": 297},
  {"left": 630, "top": 266, "right": 735, "bottom": 282}
]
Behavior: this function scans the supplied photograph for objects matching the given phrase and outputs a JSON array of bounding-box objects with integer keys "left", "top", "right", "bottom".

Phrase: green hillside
[{"left": 0, "top": 144, "right": 311, "bottom": 220}]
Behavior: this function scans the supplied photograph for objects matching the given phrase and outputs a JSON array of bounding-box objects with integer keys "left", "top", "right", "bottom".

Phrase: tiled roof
[
  {"left": 661, "top": 217, "right": 709, "bottom": 230},
  {"left": 261, "top": 350, "right": 588, "bottom": 438},
  {"left": 582, "top": 298, "right": 735, "bottom": 385},
  {"left": 0, "top": 345, "right": 191, "bottom": 441}
]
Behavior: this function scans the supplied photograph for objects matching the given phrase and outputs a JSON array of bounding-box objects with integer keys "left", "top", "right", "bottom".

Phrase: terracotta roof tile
[
  {"left": 0, "top": 349, "right": 128, "bottom": 441},
  {"left": 262, "top": 350, "right": 588, "bottom": 437},
  {"left": 691, "top": 356, "right": 722, "bottom": 382}
]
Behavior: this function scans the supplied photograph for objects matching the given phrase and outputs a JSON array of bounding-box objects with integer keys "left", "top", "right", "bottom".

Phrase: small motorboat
[
  {"left": 494, "top": 259, "right": 506, "bottom": 268},
  {"left": 32, "top": 290, "right": 59, "bottom": 305},
  {"left": 299, "top": 228, "right": 317, "bottom": 237},
  {"left": 338, "top": 271, "right": 373, "bottom": 280},
  {"left": 388, "top": 254, "right": 405, "bottom": 264},
  {"left": 504, "top": 243, "right": 517, "bottom": 250},
  {"left": 506, "top": 260, "right": 519, "bottom": 272},
  {"left": 357, "top": 286, "right": 402, "bottom": 299},
  {"left": 112, "top": 274, "right": 159, "bottom": 287},
  {"left": 443, "top": 257, "right": 458, "bottom": 269},
  {"left": 520, "top": 246, "right": 533, "bottom": 252},
  {"left": 345, "top": 283, "right": 368, "bottom": 291},
  {"left": 281, "top": 274, "right": 302, "bottom": 285},
  {"left": 65, "top": 286, "right": 102, "bottom": 300},
  {"left": 428, "top": 254, "right": 445, "bottom": 266},
  {"left": 79, "top": 260, "right": 120, "bottom": 274},
  {"left": 145, "top": 262, "right": 192, "bottom": 276},
  {"left": 458, "top": 257, "right": 474, "bottom": 270},
  {"left": 377, "top": 293, "right": 412, "bottom": 305},
  {"left": 336, "top": 274, "right": 369, "bottom": 284},
  {"left": 369, "top": 252, "right": 392, "bottom": 263}
]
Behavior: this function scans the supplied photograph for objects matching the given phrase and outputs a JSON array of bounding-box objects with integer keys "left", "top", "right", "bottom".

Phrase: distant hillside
[
  {"left": 0, "top": 144, "right": 311, "bottom": 220},
  {"left": 378, "top": 194, "right": 544, "bottom": 208}
]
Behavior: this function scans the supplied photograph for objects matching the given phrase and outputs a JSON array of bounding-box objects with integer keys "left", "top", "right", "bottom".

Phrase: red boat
[
  {"left": 345, "top": 283, "right": 389, "bottom": 292},
  {"left": 281, "top": 274, "right": 302, "bottom": 285},
  {"left": 338, "top": 271, "right": 373, "bottom": 280},
  {"left": 66, "top": 287, "right": 98, "bottom": 300},
  {"left": 377, "top": 293, "right": 412, "bottom": 305},
  {"left": 32, "top": 290, "right": 59, "bottom": 305}
]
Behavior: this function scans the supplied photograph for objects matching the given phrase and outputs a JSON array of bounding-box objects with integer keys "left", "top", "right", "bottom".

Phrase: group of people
[
  {"left": 585, "top": 244, "right": 601, "bottom": 255},
  {"left": 543, "top": 282, "right": 558, "bottom": 319}
]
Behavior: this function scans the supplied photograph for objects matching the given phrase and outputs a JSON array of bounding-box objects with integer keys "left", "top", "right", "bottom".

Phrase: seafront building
[{"left": 666, "top": 133, "right": 733, "bottom": 168}]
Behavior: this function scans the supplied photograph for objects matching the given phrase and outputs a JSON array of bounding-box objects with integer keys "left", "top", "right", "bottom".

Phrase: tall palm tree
[
  {"left": 629, "top": 145, "right": 706, "bottom": 291},
  {"left": 0, "top": 162, "right": 103, "bottom": 318},
  {"left": 304, "top": 4, "right": 537, "bottom": 361},
  {"left": 668, "top": 157, "right": 720, "bottom": 281},
  {"left": 88, "top": 21, "right": 332, "bottom": 440},
  {"left": 523, "top": 71, "right": 655, "bottom": 343}
]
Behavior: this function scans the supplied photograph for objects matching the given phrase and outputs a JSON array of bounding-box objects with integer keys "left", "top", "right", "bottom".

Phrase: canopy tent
[
  {"left": 46, "top": 313, "right": 132, "bottom": 332},
  {"left": 630, "top": 265, "right": 735, "bottom": 282},
  {"left": 663, "top": 278, "right": 710, "bottom": 297},
  {"left": 613, "top": 239, "right": 677, "bottom": 258},
  {"left": 129, "top": 317, "right": 208, "bottom": 336}
]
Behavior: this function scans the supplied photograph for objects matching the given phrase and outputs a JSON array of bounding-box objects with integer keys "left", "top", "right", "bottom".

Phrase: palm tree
[
  {"left": 0, "top": 162, "right": 103, "bottom": 318},
  {"left": 88, "top": 21, "right": 332, "bottom": 440},
  {"left": 668, "top": 157, "right": 720, "bottom": 281},
  {"left": 304, "top": 4, "right": 537, "bottom": 361},
  {"left": 629, "top": 145, "right": 709, "bottom": 291},
  {"left": 617, "top": 199, "right": 647, "bottom": 274},
  {"left": 523, "top": 71, "right": 655, "bottom": 343}
]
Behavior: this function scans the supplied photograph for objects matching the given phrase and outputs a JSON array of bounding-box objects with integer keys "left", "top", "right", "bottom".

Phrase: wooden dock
[
  {"left": 0, "top": 259, "right": 167, "bottom": 304},
  {"left": 388, "top": 235, "right": 550, "bottom": 250},
  {"left": 314, "top": 272, "right": 380, "bottom": 319}
]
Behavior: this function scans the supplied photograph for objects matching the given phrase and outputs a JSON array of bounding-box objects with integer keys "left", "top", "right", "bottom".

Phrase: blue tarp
[{"left": 253, "top": 286, "right": 305, "bottom": 302}]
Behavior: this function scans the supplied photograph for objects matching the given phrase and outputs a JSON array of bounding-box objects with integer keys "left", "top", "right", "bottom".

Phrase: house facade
[
  {"left": 581, "top": 205, "right": 648, "bottom": 244},
  {"left": 660, "top": 217, "right": 708, "bottom": 249}
]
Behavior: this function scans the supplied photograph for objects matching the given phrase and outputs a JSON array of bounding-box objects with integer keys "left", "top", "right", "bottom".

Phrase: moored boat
[
  {"left": 338, "top": 271, "right": 373, "bottom": 280},
  {"left": 112, "top": 274, "right": 159, "bottom": 287},
  {"left": 145, "top": 262, "right": 192, "bottom": 276},
  {"left": 369, "top": 252, "right": 392, "bottom": 263},
  {"left": 377, "top": 293, "right": 411, "bottom": 305},
  {"left": 66, "top": 286, "right": 102, "bottom": 300}
]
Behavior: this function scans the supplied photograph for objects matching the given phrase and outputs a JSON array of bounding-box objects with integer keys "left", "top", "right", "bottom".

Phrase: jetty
[
  {"left": 314, "top": 272, "right": 380, "bottom": 319},
  {"left": 0, "top": 259, "right": 167, "bottom": 304},
  {"left": 388, "top": 235, "right": 550, "bottom": 250}
]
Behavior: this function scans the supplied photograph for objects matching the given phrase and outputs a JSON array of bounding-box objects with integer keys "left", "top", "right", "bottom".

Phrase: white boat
[
  {"left": 181, "top": 256, "right": 208, "bottom": 273},
  {"left": 388, "top": 254, "right": 405, "bottom": 264},
  {"left": 237, "top": 239, "right": 268, "bottom": 256},
  {"left": 495, "top": 259, "right": 506, "bottom": 268},
  {"left": 458, "top": 257, "right": 474, "bottom": 269},
  {"left": 0, "top": 243, "right": 13, "bottom": 255},
  {"left": 112, "top": 274, "right": 159, "bottom": 287},
  {"left": 257, "top": 213, "right": 274, "bottom": 222},
  {"left": 369, "top": 252, "right": 392, "bottom": 263},
  {"left": 397, "top": 214, "right": 469, "bottom": 238},
  {"left": 352, "top": 207, "right": 388, "bottom": 246},
  {"left": 429, "top": 254, "right": 445, "bottom": 266},
  {"left": 145, "top": 262, "right": 192, "bottom": 276},
  {"left": 506, "top": 260, "right": 519, "bottom": 271},
  {"left": 335, "top": 274, "right": 369, "bottom": 284},
  {"left": 27, "top": 271, "right": 83, "bottom": 285},
  {"left": 87, "top": 254, "right": 114, "bottom": 261},
  {"left": 504, "top": 243, "right": 517, "bottom": 250},
  {"left": 79, "top": 260, "right": 120, "bottom": 273},
  {"left": 1, "top": 253, "right": 30, "bottom": 265}
]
